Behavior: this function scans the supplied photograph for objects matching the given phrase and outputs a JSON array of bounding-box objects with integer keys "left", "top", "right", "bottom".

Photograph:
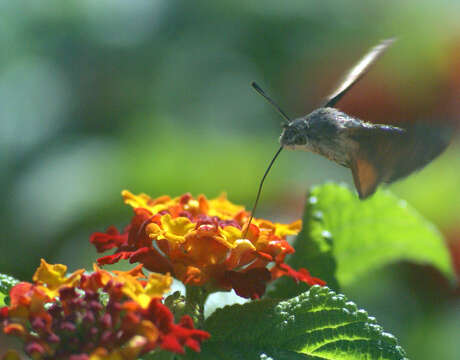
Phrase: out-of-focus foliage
[
  {"left": 1, "top": 1, "right": 459, "bottom": 359},
  {"left": 269, "top": 183, "right": 455, "bottom": 299}
]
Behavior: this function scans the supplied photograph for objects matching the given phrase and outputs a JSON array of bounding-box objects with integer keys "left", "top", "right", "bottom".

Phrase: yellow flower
[
  {"left": 122, "top": 190, "right": 174, "bottom": 215},
  {"left": 160, "top": 214, "right": 195, "bottom": 243},
  {"left": 32, "top": 259, "right": 84, "bottom": 298},
  {"left": 116, "top": 272, "right": 172, "bottom": 309},
  {"left": 207, "top": 193, "right": 245, "bottom": 220}
]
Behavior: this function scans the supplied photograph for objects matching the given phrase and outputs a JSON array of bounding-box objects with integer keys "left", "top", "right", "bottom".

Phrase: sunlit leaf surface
[{"left": 188, "top": 286, "right": 407, "bottom": 360}]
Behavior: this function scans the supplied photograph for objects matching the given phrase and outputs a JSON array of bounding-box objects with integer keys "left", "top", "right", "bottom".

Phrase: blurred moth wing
[
  {"left": 323, "top": 38, "right": 396, "bottom": 107},
  {"left": 348, "top": 123, "right": 452, "bottom": 198}
]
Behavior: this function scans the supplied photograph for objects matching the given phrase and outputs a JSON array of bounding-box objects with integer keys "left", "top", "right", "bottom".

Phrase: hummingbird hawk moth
[{"left": 244, "top": 38, "right": 451, "bottom": 233}]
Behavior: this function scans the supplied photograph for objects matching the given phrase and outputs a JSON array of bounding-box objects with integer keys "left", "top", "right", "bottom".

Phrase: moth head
[{"left": 280, "top": 118, "right": 309, "bottom": 147}]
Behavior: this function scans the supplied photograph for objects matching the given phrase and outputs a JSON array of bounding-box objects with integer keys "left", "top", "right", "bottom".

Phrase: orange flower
[
  {"left": 91, "top": 191, "right": 325, "bottom": 299},
  {"left": 0, "top": 261, "right": 209, "bottom": 359}
]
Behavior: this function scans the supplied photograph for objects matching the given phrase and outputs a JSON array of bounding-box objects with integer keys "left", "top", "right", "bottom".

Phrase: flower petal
[{"left": 271, "top": 263, "right": 326, "bottom": 286}]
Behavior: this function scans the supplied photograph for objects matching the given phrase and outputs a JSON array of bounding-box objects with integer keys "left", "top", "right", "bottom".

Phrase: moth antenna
[
  {"left": 243, "top": 146, "right": 283, "bottom": 239},
  {"left": 252, "top": 82, "right": 291, "bottom": 123}
]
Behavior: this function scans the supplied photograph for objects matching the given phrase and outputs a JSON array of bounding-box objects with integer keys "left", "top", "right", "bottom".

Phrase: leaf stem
[{"left": 184, "top": 285, "right": 209, "bottom": 328}]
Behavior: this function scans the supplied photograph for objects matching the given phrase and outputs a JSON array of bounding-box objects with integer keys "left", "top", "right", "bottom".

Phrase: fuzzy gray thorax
[{"left": 279, "top": 107, "right": 363, "bottom": 167}]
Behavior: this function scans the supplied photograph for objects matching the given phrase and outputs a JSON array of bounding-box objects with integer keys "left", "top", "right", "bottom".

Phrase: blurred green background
[{"left": 1, "top": 1, "right": 459, "bottom": 358}]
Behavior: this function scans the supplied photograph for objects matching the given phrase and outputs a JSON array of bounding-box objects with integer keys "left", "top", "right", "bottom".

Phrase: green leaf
[
  {"left": 0, "top": 273, "right": 20, "bottom": 307},
  {"left": 187, "top": 285, "right": 407, "bottom": 360},
  {"left": 272, "top": 183, "right": 455, "bottom": 297}
]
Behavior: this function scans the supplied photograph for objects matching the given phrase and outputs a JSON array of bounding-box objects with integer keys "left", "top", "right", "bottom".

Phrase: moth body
[{"left": 281, "top": 108, "right": 366, "bottom": 167}]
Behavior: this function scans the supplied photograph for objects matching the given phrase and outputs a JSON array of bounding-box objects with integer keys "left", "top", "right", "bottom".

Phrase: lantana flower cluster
[
  {"left": 0, "top": 260, "right": 209, "bottom": 359},
  {"left": 91, "top": 191, "right": 325, "bottom": 299}
]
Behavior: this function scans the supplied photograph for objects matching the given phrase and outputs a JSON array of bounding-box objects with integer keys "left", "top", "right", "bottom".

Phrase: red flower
[
  {"left": 0, "top": 260, "right": 209, "bottom": 359},
  {"left": 90, "top": 191, "right": 325, "bottom": 299}
]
